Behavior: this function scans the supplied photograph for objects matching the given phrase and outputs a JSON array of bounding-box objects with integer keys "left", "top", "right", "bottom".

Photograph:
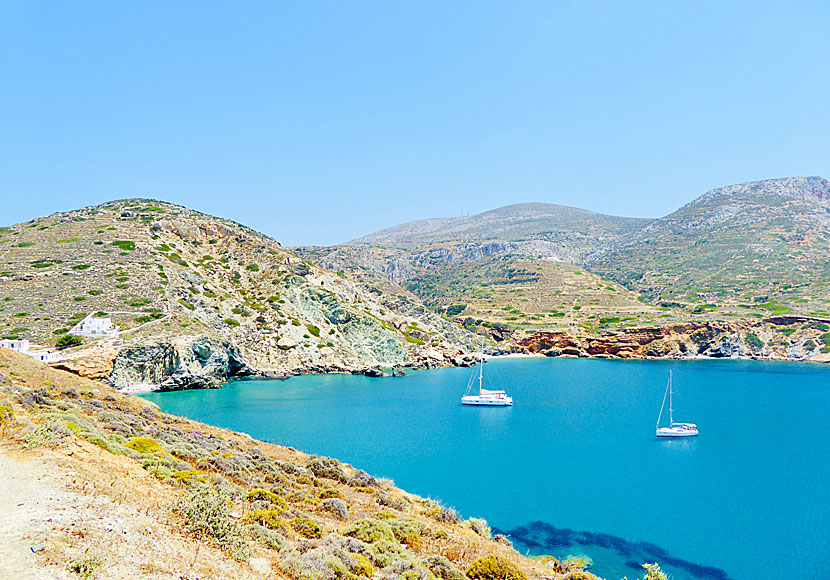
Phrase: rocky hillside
[
  {"left": 0, "top": 349, "right": 604, "bottom": 580},
  {"left": 587, "top": 176, "right": 830, "bottom": 316},
  {"left": 0, "top": 200, "right": 479, "bottom": 389},
  {"left": 303, "top": 176, "right": 830, "bottom": 340},
  {"left": 299, "top": 205, "right": 664, "bottom": 336}
]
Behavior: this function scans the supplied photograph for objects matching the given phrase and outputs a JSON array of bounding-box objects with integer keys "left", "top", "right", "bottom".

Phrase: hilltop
[
  {"left": 0, "top": 348, "right": 602, "bottom": 580},
  {"left": 351, "top": 203, "right": 650, "bottom": 261},
  {"left": 0, "top": 199, "right": 479, "bottom": 390}
]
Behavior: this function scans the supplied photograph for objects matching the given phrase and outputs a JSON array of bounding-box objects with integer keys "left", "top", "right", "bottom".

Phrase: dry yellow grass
[{"left": 0, "top": 349, "right": 600, "bottom": 580}]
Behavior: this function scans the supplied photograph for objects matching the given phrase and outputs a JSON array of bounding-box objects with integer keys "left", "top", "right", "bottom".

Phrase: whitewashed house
[
  {"left": 0, "top": 339, "right": 61, "bottom": 363},
  {"left": 27, "top": 350, "right": 60, "bottom": 363},
  {"left": 72, "top": 315, "right": 118, "bottom": 338},
  {"left": 0, "top": 339, "right": 30, "bottom": 352}
]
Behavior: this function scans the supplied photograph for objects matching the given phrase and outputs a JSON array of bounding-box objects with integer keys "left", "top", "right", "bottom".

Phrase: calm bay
[{"left": 141, "top": 358, "right": 830, "bottom": 580}]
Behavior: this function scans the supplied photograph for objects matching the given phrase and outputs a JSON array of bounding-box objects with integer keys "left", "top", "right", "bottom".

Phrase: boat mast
[
  {"left": 478, "top": 337, "right": 484, "bottom": 394},
  {"left": 668, "top": 370, "right": 674, "bottom": 425}
]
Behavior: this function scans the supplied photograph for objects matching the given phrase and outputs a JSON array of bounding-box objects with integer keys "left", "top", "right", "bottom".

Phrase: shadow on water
[{"left": 493, "top": 521, "right": 733, "bottom": 580}]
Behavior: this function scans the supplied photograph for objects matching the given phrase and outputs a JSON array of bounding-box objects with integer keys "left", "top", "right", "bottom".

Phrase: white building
[
  {"left": 28, "top": 350, "right": 60, "bottom": 363},
  {"left": 72, "top": 315, "right": 118, "bottom": 338},
  {"left": 0, "top": 339, "right": 61, "bottom": 363},
  {"left": 0, "top": 339, "right": 30, "bottom": 352}
]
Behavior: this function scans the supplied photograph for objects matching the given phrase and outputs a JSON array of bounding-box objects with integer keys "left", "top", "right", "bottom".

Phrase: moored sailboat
[
  {"left": 461, "top": 340, "right": 513, "bottom": 406},
  {"left": 656, "top": 371, "right": 697, "bottom": 437}
]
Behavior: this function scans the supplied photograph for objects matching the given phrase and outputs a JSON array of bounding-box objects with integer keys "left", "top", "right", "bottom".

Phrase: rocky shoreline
[{"left": 517, "top": 316, "right": 830, "bottom": 363}]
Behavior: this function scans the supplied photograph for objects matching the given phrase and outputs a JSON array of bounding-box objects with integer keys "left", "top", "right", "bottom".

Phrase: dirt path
[{"left": 0, "top": 450, "right": 73, "bottom": 579}]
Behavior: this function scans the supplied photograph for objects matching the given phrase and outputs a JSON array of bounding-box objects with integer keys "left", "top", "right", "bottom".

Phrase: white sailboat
[
  {"left": 656, "top": 371, "right": 697, "bottom": 437},
  {"left": 461, "top": 340, "right": 513, "bottom": 406}
]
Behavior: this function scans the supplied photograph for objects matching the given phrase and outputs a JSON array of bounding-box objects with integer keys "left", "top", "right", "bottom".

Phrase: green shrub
[
  {"left": 56, "top": 334, "right": 82, "bottom": 349},
  {"left": 111, "top": 240, "right": 135, "bottom": 251},
  {"left": 0, "top": 405, "right": 14, "bottom": 425},
  {"left": 246, "top": 489, "right": 281, "bottom": 504},
  {"left": 305, "top": 323, "right": 321, "bottom": 337},
  {"left": 289, "top": 516, "right": 322, "bottom": 538},
  {"left": 245, "top": 508, "right": 289, "bottom": 532},
  {"left": 641, "top": 563, "right": 668, "bottom": 580},
  {"left": 31, "top": 260, "right": 53, "bottom": 268},
  {"left": 318, "top": 488, "right": 343, "bottom": 499},
  {"left": 125, "top": 437, "right": 172, "bottom": 457},
  {"left": 745, "top": 333, "right": 764, "bottom": 350},
  {"left": 424, "top": 556, "right": 465, "bottom": 580},
  {"left": 225, "top": 318, "right": 240, "bottom": 327},
  {"left": 446, "top": 304, "right": 466, "bottom": 316},
  {"left": 246, "top": 263, "right": 259, "bottom": 272},
  {"left": 73, "top": 264, "right": 91, "bottom": 270},
  {"left": 349, "top": 553, "right": 376, "bottom": 577},
  {"left": 343, "top": 518, "right": 395, "bottom": 543},
  {"left": 67, "top": 554, "right": 102, "bottom": 578},
  {"left": 17, "top": 242, "right": 34, "bottom": 247},
  {"left": 178, "top": 300, "right": 195, "bottom": 311},
  {"left": 465, "top": 554, "right": 526, "bottom": 580},
  {"left": 177, "top": 488, "right": 250, "bottom": 559},
  {"left": 389, "top": 518, "right": 423, "bottom": 547},
  {"left": 88, "top": 290, "right": 103, "bottom": 295},
  {"left": 53, "top": 328, "right": 69, "bottom": 335}
]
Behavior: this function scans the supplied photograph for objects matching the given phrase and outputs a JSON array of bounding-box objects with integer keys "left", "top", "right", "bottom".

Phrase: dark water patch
[{"left": 493, "top": 521, "right": 733, "bottom": 580}]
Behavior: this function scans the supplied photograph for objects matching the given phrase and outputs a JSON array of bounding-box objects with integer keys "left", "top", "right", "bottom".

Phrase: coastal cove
[{"left": 140, "top": 358, "right": 830, "bottom": 580}]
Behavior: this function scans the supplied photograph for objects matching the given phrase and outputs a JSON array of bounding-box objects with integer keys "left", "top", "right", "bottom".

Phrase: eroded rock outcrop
[
  {"left": 519, "top": 317, "right": 830, "bottom": 362},
  {"left": 107, "top": 337, "right": 256, "bottom": 390}
]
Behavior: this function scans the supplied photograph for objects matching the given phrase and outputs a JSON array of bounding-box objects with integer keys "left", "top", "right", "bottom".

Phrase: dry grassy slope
[
  {"left": 0, "top": 349, "right": 600, "bottom": 580},
  {"left": 0, "top": 199, "right": 479, "bottom": 378}
]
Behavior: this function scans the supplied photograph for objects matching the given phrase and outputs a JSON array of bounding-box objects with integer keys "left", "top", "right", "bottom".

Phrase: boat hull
[
  {"left": 461, "top": 395, "right": 513, "bottom": 406},
  {"left": 656, "top": 426, "right": 698, "bottom": 437}
]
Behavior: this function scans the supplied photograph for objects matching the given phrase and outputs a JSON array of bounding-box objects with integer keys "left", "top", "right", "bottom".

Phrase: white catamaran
[
  {"left": 655, "top": 371, "right": 697, "bottom": 437},
  {"left": 461, "top": 340, "right": 513, "bottom": 406}
]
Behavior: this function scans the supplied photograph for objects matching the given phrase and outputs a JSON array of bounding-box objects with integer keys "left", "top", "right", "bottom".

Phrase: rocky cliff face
[
  {"left": 107, "top": 337, "right": 256, "bottom": 390},
  {"left": 519, "top": 316, "right": 830, "bottom": 362}
]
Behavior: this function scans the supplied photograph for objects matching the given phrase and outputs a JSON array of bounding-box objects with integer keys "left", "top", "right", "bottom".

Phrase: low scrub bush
[
  {"left": 56, "top": 334, "right": 82, "bottom": 349},
  {"left": 343, "top": 518, "right": 395, "bottom": 543},
  {"left": 176, "top": 487, "right": 250, "bottom": 559},
  {"left": 466, "top": 517, "right": 491, "bottom": 539},
  {"left": 290, "top": 516, "right": 323, "bottom": 539},
  {"left": 307, "top": 456, "right": 348, "bottom": 482},
  {"left": 424, "top": 556, "right": 465, "bottom": 580},
  {"left": 465, "top": 555, "right": 527, "bottom": 580},
  {"left": 67, "top": 554, "right": 102, "bottom": 578}
]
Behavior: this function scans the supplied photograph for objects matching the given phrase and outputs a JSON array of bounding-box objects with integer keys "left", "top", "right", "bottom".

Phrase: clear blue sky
[{"left": 2, "top": 1, "right": 828, "bottom": 245}]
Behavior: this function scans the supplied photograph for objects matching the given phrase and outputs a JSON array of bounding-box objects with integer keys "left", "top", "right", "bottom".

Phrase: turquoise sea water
[{"left": 141, "top": 358, "right": 830, "bottom": 580}]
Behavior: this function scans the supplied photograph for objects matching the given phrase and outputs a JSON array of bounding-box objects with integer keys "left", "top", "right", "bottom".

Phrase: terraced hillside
[
  {"left": 587, "top": 176, "right": 830, "bottom": 317},
  {"left": 0, "top": 200, "right": 479, "bottom": 388},
  {"left": 305, "top": 177, "right": 830, "bottom": 336},
  {"left": 301, "top": 205, "right": 670, "bottom": 335}
]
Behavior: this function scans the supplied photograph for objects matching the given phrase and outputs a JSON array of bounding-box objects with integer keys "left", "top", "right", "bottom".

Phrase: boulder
[{"left": 363, "top": 367, "right": 385, "bottom": 377}]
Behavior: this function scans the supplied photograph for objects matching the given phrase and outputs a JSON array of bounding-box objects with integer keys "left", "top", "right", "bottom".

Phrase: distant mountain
[
  {"left": 305, "top": 177, "right": 830, "bottom": 332},
  {"left": 587, "top": 176, "right": 830, "bottom": 313},
  {"left": 351, "top": 202, "right": 651, "bottom": 261}
]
